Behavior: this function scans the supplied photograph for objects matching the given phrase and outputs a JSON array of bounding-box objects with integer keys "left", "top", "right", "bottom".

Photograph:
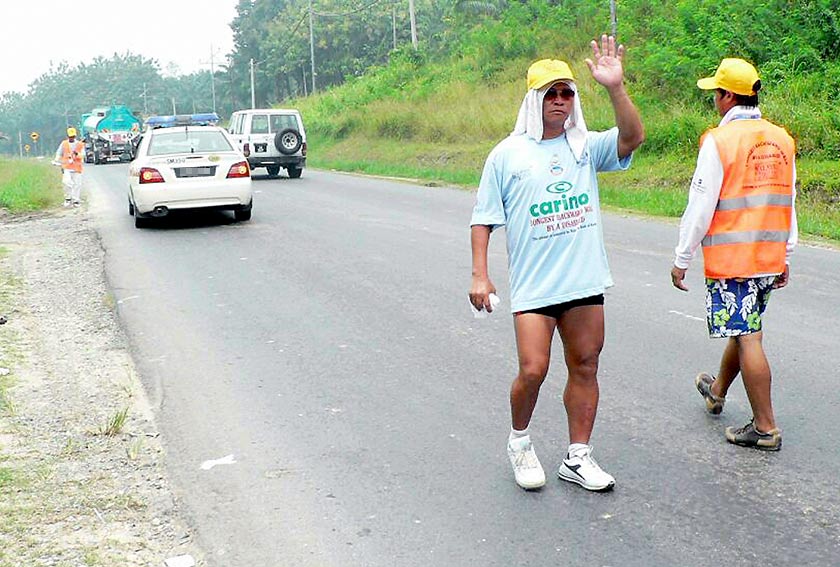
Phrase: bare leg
[
  {"left": 510, "top": 314, "right": 556, "bottom": 430},
  {"left": 557, "top": 305, "right": 604, "bottom": 444},
  {"left": 736, "top": 332, "right": 777, "bottom": 432},
  {"left": 712, "top": 337, "right": 740, "bottom": 398}
]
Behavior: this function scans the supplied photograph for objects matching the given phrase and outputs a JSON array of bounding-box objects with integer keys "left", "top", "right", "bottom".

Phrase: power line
[
  {"left": 313, "top": 0, "right": 389, "bottom": 18},
  {"left": 290, "top": 0, "right": 416, "bottom": 95}
]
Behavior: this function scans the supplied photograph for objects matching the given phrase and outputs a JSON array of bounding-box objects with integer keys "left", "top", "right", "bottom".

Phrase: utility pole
[
  {"left": 210, "top": 44, "right": 217, "bottom": 113},
  {"left": 141, "top": 83, "right": 149, "bottom": 116},
  {"left": 309, "top": 0, "right": 317, "bottom": 93},
  {"left": 200, "top": 45, "right": 219, "bottom": 113},
  {"left": 610, "top": 0, "right": 617, "bottom": 38},
  {"left": 250, "top": 58, "right": 257, "bottom": 108},
  {"left": 408, "top": 0, "right": 417, "bottom": 49},
  {"left": 392, "top": 2, "right": 397, "bottom": 50}
]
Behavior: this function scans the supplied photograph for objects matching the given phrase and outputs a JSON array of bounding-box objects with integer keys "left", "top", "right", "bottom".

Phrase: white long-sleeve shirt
[{"left": 673, "top": 106, "right": 798, "bottom": 272}]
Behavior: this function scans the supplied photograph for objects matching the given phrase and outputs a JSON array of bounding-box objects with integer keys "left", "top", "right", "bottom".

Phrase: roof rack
[{"left": 145, "top": 113, "right": 221, "bottom": 129}]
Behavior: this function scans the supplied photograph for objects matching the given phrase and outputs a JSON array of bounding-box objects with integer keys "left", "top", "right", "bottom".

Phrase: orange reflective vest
[
  {"left": 701, "top": 119, "right": 795, "bottom": 279},
  {"left": 60, "top": 140, "right": 85, "bottom": 173}
]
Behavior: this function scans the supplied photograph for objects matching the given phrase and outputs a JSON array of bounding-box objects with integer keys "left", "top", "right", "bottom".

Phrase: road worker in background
[{"left": 53, "top": 127, "right": 85, "bottom": 207}]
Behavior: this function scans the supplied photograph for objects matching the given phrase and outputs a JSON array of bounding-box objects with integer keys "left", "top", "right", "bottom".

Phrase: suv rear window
[
  {"left": 251, "top": 115, "right": 269, "bottom": 134},
  {"left": 270, "top": 114, "right": 298, "bottom": 132}
]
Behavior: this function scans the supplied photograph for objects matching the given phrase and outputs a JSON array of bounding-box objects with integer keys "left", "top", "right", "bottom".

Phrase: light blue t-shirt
[{"left": 470, "top": 128, "right": 631, "bottom": 312}]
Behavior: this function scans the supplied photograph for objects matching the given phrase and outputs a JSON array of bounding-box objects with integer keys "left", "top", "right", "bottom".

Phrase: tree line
[
  {"left": 0, "top": 0, "right": 492, "bottom": 155},
  {"left": 1, "top": 0, "right": 838, "bottom": 157}
]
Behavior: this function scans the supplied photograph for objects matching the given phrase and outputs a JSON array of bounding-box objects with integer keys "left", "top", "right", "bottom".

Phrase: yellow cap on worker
[
  {"left": 697, "top": 58, "right": 761, "bottom": 96},
  {"left": 527, "top": 59, "right": 575, "bottom": 91},
  {"left": 66, "top": 127, "right": 77, "bottom": 137}
]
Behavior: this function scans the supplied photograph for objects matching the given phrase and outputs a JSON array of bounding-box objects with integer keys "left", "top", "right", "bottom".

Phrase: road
[{"left": 86, "top": 164, "right": 840, "bottom": 567}]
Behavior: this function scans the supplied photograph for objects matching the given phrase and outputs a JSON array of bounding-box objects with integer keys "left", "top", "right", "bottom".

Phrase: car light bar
[{"left": 145, "top": 113, "right": 221, "bottom": 129}]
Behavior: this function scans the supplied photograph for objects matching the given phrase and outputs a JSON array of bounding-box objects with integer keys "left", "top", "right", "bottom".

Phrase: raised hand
[{"left": 585, "top": 34, "right": 625, "bottom": 89}]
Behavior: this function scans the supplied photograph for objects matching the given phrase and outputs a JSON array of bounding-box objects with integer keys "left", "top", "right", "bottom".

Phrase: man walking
[
  {"left": 469, "top": 35, "right": 644, "bottom": 491},
  {"left": 671, "top": 58, "right": 796, "bottom": 451},
  {"left": 54, "top": 127, "right": 85, "bottom": 207}
]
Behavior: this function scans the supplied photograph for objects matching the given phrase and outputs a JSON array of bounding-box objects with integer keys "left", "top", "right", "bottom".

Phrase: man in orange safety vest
[
  {"left": 670, "top": 58, "right": 796, "bottom": 451},
  {"left": 53, "top": 127, "right": 85, "bottom": 207}
]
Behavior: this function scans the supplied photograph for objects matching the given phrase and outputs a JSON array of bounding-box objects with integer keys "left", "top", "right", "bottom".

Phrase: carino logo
[
  {"left": 529, "top": 181, "right": 590, "bottom": 218},
  {"left": 546, "top": 181, "right": 573, "bottom": 194}
]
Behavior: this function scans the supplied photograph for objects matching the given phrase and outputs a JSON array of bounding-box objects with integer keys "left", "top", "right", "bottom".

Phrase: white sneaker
[
  {"left": 63, "top": 199, "right": 72, "bottom": 208},
  {"left": 558, "top": 445, "right": 615, "bottom": 492},
  {"left": 507, "top": 436, "right": 546, "bottom": 490}
]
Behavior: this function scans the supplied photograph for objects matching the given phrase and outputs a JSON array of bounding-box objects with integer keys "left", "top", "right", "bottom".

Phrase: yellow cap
[
  {"left": 697, "top": 58, "right": 761, "bottom": 96},
  {"left": 527, "top": 59, "right": 575, "bottom": 91},
  {"left": 66, "top": 127, "right": 77, "bottom": 137}
]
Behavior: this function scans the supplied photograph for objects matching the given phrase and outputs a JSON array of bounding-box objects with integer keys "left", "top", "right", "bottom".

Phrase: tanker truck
[{"left": 81, "top": 105, "right": 141, "bottom": 164}]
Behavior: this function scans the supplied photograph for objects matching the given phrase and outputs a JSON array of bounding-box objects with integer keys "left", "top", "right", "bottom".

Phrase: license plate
[{"left": 175, "top": 166, "right": 215, "bottom": 178}]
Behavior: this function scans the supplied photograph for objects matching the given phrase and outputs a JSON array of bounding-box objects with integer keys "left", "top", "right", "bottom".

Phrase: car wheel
[
  {"left": 287, "top": 166, "right": 302, "bottom": 179},
  {"left": 234, "top": 207, "right": 252, "bottom": 222},
  {"left": 274, "top": 128, "right": 302, "bottom": 155},
  {"left": 266, "top": 165, "right": 280, "bottom": 177},
  {"left": 128, "top": 198, "right": 134, "bottom": 216}
]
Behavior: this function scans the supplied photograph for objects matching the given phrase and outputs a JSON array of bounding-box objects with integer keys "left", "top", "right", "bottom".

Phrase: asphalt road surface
[{"left": 86, "top": 164, "right": 840, "bottom": 567}]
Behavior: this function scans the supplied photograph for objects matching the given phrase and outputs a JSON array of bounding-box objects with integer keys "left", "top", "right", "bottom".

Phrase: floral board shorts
[{"left": 705, "top": 276, "right": 776, "bottom": 338}]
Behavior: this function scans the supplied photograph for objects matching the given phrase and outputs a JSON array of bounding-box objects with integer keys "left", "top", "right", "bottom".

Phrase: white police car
[{"left": 128, "top": 113, "right": 253, "bottom": 228}]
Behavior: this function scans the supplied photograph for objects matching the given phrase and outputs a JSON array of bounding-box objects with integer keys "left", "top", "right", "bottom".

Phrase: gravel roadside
[{"left": 0, "top": 207, "right": 203, "bottom": 566}]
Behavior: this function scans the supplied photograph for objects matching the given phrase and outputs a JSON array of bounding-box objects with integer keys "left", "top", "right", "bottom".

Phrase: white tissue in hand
[{"left": 471, "top": 293, "right": 500, "bottom": 319}]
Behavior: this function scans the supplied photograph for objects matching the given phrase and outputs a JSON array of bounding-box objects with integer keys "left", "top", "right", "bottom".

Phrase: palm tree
[{"left": 453, "top": 0, "right": 508, "bottom": 16}]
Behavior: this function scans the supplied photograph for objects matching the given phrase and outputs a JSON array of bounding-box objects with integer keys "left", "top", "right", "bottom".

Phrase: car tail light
[
  {"left": 227, "top": 161, "right": 250, "bottom": 178},
  {"left": 301, "top": 141, "right": 307, "bottom": 157},
  {"left": 242, "top": 143, "right": 250, "bottom": 157},
  {"left": 139, "top": 167, "right": 165, "bottom": 184}
]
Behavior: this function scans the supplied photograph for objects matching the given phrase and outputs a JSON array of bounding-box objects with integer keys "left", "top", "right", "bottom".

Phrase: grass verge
[
  {"left": 309, "top": 136, "right": 840, "bottom": 244},
  {"left": 0, "top": 157, "right": 62, "bottom": 212},
  {"left": 0, "top": 246, "right": 20, "bottom": 416}
]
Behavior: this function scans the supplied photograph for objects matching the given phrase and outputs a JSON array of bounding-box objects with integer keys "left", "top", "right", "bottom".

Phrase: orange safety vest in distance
[
  {"left": 701, "top": 119, "right": 795, "bottom": 279},
  {"left": 61, "top": 140, "right": 85, "bottom": 173}
]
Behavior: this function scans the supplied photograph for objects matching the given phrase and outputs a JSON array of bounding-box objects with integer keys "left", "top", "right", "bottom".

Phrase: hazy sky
[{"left": 0, "top": 0, "right": 238, "bottom": 96}]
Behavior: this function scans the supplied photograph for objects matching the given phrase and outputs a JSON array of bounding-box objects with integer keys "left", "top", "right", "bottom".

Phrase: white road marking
[
  {"left": 668, "top": 310, "right": 704, "bottom": 322},
  {"left": 200, "top": 454, "right": 237, "bottom": 470}
]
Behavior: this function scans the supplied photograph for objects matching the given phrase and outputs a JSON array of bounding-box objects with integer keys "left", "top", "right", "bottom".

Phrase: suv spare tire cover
[{"left": 275, "top": 128, "right": 302, "bottom": 155}]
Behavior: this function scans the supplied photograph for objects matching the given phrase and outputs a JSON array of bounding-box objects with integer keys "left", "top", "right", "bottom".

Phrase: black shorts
[{"left": 516, "top": 294, "right": 604, "bottom": 319}]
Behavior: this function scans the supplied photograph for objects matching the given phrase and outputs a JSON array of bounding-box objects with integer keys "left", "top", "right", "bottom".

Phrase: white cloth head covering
[{"left": 511, "top": 81, "right": 588, "bottom": 161}]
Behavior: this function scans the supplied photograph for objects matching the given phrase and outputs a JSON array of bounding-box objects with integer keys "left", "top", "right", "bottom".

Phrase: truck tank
[
  {"left": 96, "top": 105, "right": 141, "bottom": 134},
  {"left": 85, "top": 106, "right": 141, "bottom": 164},
  {"left": 81, "top": 108, "right": 107, "bottom": 163},
  {"left": 82, "top": 111, "right": 104, "bottom": 134}
]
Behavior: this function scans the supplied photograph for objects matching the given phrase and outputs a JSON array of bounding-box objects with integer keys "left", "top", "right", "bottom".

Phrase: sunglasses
[{"left": 545, "top": 87, "right": 575, "bottom": 100}]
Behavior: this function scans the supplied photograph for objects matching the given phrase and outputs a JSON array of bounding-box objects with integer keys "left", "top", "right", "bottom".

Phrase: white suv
[{"left": 228, "top": 109, "right": 307, "bottom": 178}]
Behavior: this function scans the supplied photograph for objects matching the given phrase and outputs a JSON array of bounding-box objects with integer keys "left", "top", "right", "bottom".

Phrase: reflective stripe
[
  {"left": 702, "top": 230, "right": 789, "bottom": 246},
  {"left": 716, "top": 193, "right": 793, "bottom": 211}
]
